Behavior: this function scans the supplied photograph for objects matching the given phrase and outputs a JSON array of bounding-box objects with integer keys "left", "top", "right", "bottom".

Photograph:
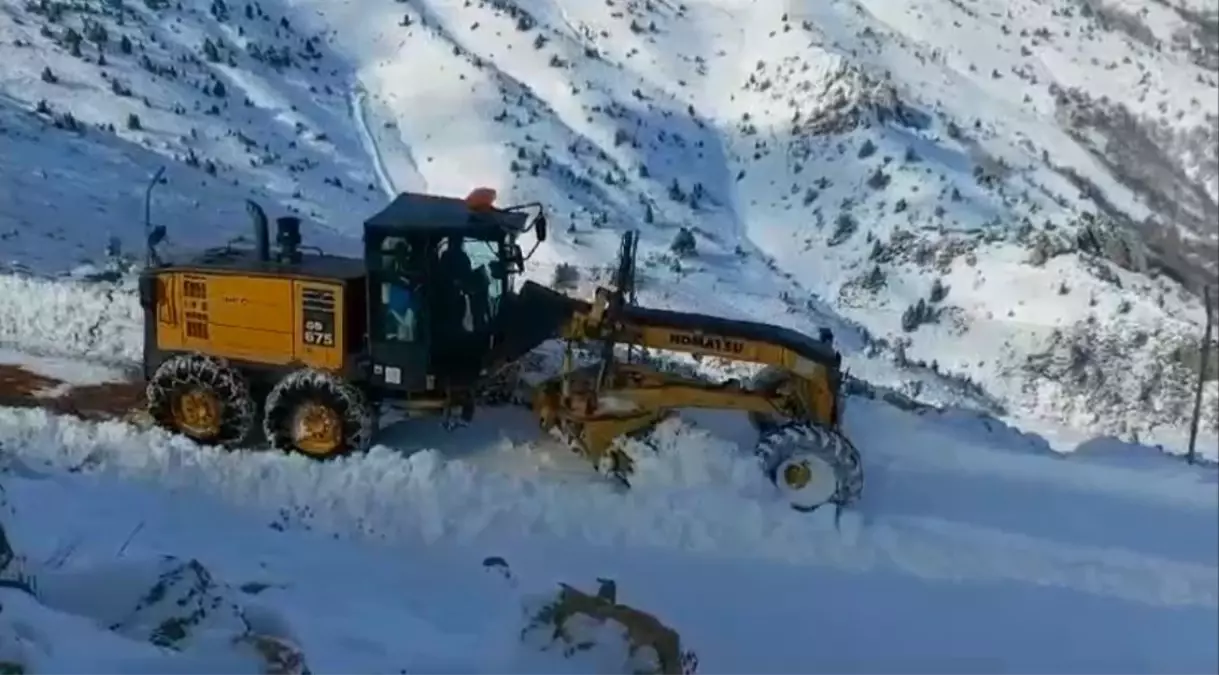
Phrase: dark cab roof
[{"left": 363, "top": 191, "right": 528, "bottom": 239}]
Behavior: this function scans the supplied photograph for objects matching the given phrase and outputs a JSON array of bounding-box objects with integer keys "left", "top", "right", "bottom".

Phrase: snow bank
[
  {"left": 2, "top": 443, "right": 1213, "bottom": 672},
  {"left": 0, "top": 458, "right": 694, "bottom": 674},
  {"left": 0, "top": 489, "right": 307, "bottom": 673},
  {"left": 0, "top": 588, "right": 196, "bottom": 673},
  {"left": 0, "top": 274, "right": 142, "bottom": 364},
  {"left": 1074, "top": 435, "right": 1219, "bottom": 468},
  {"left": 0, "top": 407, "right": 846, "bottom": 564},
  {"left": 0, "top": 567, "right": 309, "bottom": 672}
]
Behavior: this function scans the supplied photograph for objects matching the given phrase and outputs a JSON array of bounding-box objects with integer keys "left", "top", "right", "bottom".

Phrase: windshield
[
  {"left": 371, "top": 234, "right": 506, "bottom": 344},
  {"left": 379, "top": 278, "right": 418, "bottom": 342},
  {"left": 437, "top": 236, "right": 503, "bottom": 332}
]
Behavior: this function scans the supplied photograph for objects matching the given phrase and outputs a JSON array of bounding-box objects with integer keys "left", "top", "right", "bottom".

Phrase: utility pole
[{"left": 1187, "top": 285, "right": 1214, "bottom": 465}]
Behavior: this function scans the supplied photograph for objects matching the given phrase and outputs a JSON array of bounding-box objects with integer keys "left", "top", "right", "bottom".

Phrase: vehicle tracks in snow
[{"left": 350, "top": 82, "right": 428, "bottom": 196}]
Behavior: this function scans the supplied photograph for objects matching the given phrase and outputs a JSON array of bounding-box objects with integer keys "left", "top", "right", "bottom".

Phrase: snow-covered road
[
  {"left": 4, "top": 389, "right": 1215, "bottom": 607},
  {"left": 1, "top": 375, "right": 1215, "bottom": 671}
]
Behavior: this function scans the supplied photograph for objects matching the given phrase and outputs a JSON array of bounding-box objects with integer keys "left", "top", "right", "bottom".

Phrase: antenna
[{"left": 143, "top": 166, "right": 167, "bottom": 267}]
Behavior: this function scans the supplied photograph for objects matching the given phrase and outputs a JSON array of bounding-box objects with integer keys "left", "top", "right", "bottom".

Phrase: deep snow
[
  {"left": 1, "top": 376, "right": 1215, "bottom": 672},
  {"left": 0, "top": 346, "right": 1215, "bottom": 671}
]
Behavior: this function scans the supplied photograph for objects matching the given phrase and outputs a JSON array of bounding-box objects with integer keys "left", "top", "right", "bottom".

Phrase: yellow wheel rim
[
  {"left": 291, "top": 402, "right": 343, "bottom": 456},
  {"left": 172, "top": 388, "right": 222, "bottom": 439},
  {"left": 782, "top": 461, "right": 812, "bottom": 490}
]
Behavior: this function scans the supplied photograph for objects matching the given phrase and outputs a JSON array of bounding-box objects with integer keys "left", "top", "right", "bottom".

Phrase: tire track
[
  {"left": 350, "top": 82, "right": 428, "bottom": 196},
  {"left": 349, "top": 83, "right": 398, "bottom": 198}
]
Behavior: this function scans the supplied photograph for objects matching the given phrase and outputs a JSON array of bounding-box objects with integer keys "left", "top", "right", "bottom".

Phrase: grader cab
[{"left": 138, "top": 188, "right": 862, "bottom": 513}]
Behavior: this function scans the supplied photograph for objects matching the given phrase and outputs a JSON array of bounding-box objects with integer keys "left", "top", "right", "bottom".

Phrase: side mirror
[{"left": 533, "top": 214, "right": 547, "bottom": 242}]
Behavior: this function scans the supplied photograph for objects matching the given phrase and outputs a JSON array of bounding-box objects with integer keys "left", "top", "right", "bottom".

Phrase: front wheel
[
  {"left": 755, "top": 423, "right": 863, "bottom": 512},
  {"left": 263, "top": 369, "right": 375, "bottom": 459}
]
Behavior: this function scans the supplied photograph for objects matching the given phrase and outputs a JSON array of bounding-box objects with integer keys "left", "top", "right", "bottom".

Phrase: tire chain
[
  {"left": 754, "top": 423, "right": 863, "bottom": 507},
  {"left": 263, "top": 369, "right": 375, "bottom": 456},
  {"left": 147, "top": 354, "right": 256, "bottom": 445}
]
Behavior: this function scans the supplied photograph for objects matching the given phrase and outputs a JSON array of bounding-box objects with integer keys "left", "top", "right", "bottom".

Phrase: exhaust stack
[{"left": 245, "top": 200, "right": 271, "bottom": 262}]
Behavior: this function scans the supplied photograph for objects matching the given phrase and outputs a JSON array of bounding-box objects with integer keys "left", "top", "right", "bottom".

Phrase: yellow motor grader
[{"left": 136, "top": 187, "right": 862, "bottom": 512}]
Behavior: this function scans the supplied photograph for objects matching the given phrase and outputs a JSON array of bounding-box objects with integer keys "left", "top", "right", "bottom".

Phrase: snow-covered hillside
[
  {"left": 325, "top": 0, "right": 1219, "bottom": 448},
  {"left": 1, "top": 0, "right": 1214, "bottom": 450}
]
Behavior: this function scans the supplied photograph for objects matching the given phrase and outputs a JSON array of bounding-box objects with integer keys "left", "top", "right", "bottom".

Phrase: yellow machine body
[
  {"left": 144, "top": 259, "right": 363, "bottom": 379},
  {"left": 561, "top": 303, "right": 838, "bottom": 425},
  {"left": 526, "top": 283, "right": 843, "bottom": 467}
]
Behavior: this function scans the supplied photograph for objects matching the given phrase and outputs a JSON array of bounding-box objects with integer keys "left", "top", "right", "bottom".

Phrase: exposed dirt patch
[
  {"left": 0, "top": 364, "right": 60, "bottom": 397},
  {"left": 0, "top": 364, "right": 144, "bottom": 421}
]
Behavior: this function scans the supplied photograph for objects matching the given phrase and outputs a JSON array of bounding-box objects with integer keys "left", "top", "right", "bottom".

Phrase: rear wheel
[
  {"left": 147, "top": 353, "right": 256, "bottom": 446},
  {"left": 263, "top": 369, "right": 375, "bottom": 459},
  {"left": 756, "top": 423, "right": 863, "bottom": 512}
]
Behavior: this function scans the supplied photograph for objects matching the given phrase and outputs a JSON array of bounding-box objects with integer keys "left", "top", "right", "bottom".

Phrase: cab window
[
  {"left": 380, "top": 280, "right": 418, "bottom": 342},
  {"left": 377, "top": 236, "right": 420, "bottom": 342}
]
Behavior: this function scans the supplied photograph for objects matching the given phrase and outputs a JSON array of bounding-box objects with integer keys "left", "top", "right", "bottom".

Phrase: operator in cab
[{"left": 382, "top": 237, "right": 418, "bottom": 342}]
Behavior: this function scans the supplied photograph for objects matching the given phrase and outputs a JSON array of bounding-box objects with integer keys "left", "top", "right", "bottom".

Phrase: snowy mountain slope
[
  {"left": 0, "top": 94, "right": 362, "bottom": 277},
  {"left": 326, "top": 0, "right": 1217, "bottom": 447},
  {"left": 0, "top": 349, "right": 1216, "bottom": 672},
  {"left": 1, "top": 0, "right": 1216, "bottom": 449},
  {"left": 0, "top": 0, "right": 379, "bottom": 273},
  {"left": 4, "top": 0, "right": 1216, "bottom": 453}
]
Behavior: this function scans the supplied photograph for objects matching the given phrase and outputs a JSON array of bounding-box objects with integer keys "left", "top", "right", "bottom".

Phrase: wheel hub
[
  {"left": 172, "top": 388, "right": 222, "bottom": 439},
  {"left": 292, "top": 402, "right": 343, "bottom": 456},
  {"left": 775, "top": 455, "right": 838, "bottom": 511},
  {"left": 782, "top": 461, "right": 812, "bottom": 489}
]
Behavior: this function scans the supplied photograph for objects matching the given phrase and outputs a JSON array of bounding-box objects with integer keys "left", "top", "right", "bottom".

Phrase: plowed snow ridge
[{"left": 0, "top": 404, "right": 1213, "bottom": 611}]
